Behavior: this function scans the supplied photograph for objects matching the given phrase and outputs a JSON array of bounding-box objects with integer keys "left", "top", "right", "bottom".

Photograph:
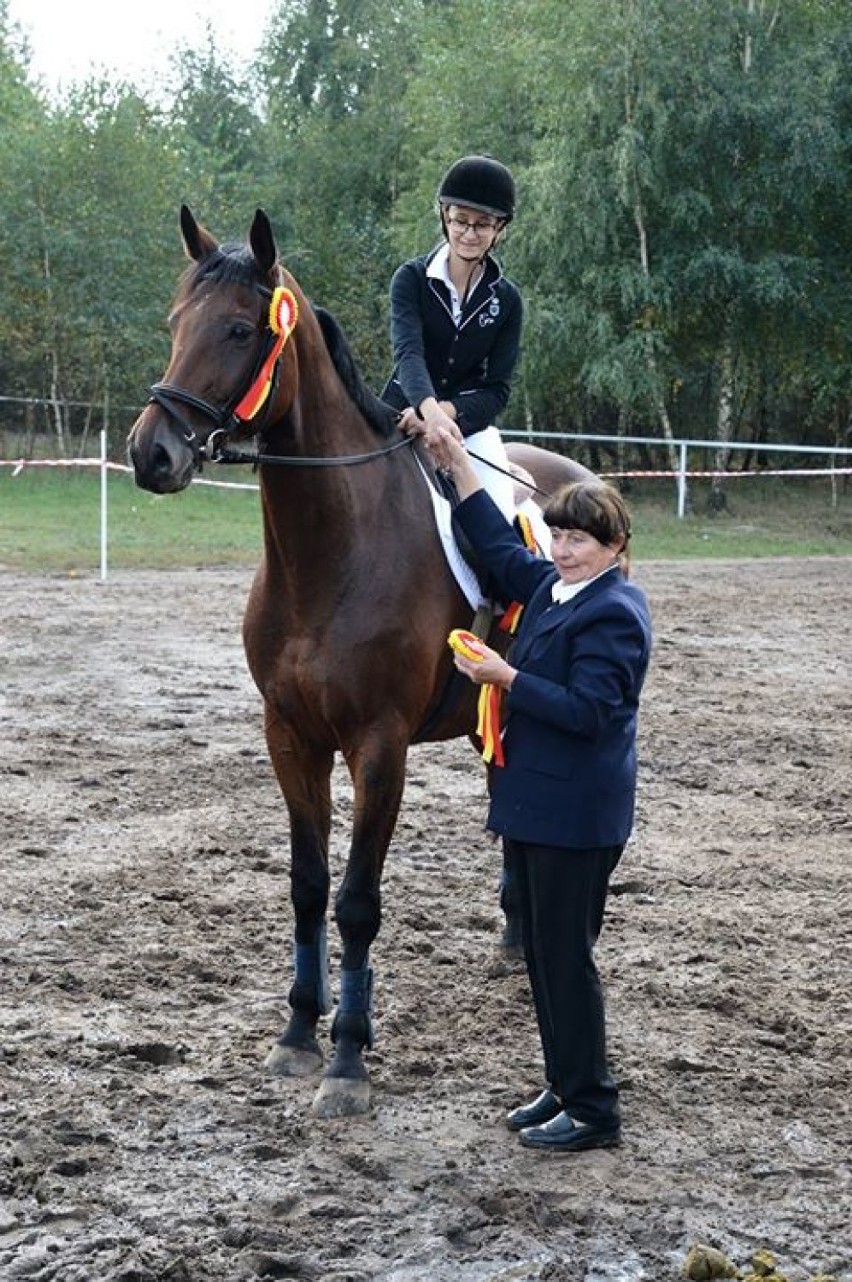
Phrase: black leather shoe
[
  {"left": 506, "top": 1089, "right": 561, "bottom": 1132},
  {"left": 519, "top": 1110, "right": 622, "bottom": 1153}
]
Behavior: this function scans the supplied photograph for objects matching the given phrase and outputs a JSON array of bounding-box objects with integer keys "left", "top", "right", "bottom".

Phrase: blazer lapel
[{"left": 512, "top": 570, "right": 625, "bottom": 659}]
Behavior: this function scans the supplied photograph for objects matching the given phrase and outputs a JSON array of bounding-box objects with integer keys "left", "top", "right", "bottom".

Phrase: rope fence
[
  {"left": 0, "top": 433, "right": 261, "bottom": 581},
  {"left": 2, "top": 430, "right": 851, "bottom": 581},
  {"left": 503, "top": 430, "right": 852, "bottom": 518}
]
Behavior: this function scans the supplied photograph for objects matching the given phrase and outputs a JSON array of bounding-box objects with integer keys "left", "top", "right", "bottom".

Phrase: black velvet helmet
[{"left": 437, "top": 155, "right": 516, "bottom": 222}]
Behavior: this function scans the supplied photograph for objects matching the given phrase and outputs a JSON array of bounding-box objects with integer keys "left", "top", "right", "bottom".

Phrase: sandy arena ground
[{"left": 1, "top": 558, "right": 850, "bottom": 1281}]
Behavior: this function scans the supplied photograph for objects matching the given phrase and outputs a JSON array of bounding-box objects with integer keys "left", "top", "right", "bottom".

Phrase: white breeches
[
  {"left": 464, "top": 426, "right": 516, "bottom": 523},
  {"left": 465, "top": 426, "right": 552, "bottom": 557}
]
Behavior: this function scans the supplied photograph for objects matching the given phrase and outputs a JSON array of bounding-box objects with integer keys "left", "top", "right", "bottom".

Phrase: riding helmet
[{"left": 437, "top": 155, "right": 516, "bottom": 222}]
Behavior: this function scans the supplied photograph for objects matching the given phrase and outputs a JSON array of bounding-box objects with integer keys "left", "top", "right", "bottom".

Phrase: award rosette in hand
[
  {"left": 447, "top": 630, "right": 504, "bottom": 766},
  {"left": 447, "top": 629, "right": 484, "bottom": 662}
]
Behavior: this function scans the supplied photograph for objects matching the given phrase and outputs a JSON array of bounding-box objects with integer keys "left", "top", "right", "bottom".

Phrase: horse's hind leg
[
  {"left": 264, "top": 717, "right": 334, "bottom": 1078},
  {"left": 311, "top": 732, "right": 407, "bottom": 1118}
]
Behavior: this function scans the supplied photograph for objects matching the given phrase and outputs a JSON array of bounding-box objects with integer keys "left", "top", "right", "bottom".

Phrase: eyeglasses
[{"left": 446, "top": 215, "right": 499, "bottom": 237}]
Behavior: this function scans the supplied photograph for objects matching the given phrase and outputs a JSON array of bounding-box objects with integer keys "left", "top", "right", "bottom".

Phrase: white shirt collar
[
  {"left": 426, "top": 243, "right": 451, "bottom": 281},
  {"left": 426, "top": 243, "right": 483, "bottom": 324},
  {"left": 551, "top": 562, "right": 618, "bottom": 604}
]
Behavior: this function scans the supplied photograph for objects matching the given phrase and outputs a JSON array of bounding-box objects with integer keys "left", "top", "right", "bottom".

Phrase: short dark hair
[{"left": 543, "top": 481, "right": 633, "bottom": 572}]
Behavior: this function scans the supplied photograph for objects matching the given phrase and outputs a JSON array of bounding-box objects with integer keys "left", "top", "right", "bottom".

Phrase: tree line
[{"left": 1, "top": 0, "right": 849, "bottom": 479}]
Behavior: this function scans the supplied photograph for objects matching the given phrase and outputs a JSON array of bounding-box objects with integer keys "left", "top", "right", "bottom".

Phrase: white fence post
[
  {"left": 100, "top": 429, "right": 108, "bottom": 583},
  {"left": 677, "top": 441, "right": 688, "bottom": 518}
]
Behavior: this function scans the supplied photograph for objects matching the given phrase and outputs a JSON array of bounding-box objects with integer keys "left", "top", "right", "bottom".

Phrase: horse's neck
[
  {"left": 257, "top": 320, "right": 429, "bottom": 596},
  {"left": 258, "top": 403, "right": 395, "bottom": 589}
]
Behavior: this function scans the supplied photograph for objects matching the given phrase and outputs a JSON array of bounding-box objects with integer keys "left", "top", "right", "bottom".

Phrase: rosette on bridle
[
  {"left": 146, "top": 284, "right": 300, "bottom": 464},
  {"left": 232, "top": 286, "right": 299, "bottom": 423}
]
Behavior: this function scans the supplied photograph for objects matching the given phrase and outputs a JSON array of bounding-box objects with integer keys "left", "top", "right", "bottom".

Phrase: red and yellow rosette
[
  {"left": 233, "top": 286, "right": 299, "bottom": 422},
  {"left": 447, "top": 629, "right": 484, "bottom": 662},
  {"left": 448, "top": 629, "right": 505, "bottom": 767},
  {"left": 269, "top": 286, "right": 299, "bottom": 339}
]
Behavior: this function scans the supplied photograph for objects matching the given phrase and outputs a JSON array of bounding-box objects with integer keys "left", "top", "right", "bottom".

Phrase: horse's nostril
[
  {"left": 131, "top": 435, "right": 189, "bottom": 494},
  {"left": 151, "top": 442, "right": 174, "bottom": 477}
]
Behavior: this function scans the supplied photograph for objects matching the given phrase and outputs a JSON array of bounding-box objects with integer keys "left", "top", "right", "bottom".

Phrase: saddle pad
[
  {"left": 414, "top": 458, "right": 552, "bottom": 610},
  {"left": 415, "top": 456, "right": 485, "bottom": 609}
]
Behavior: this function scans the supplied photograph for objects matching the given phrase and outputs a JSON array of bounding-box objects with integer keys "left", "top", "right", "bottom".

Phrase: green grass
[
  {"left": 0, "top": 467, "right": 262, "bottom": 572},
  {"left": 1, "top": 466, "right": 851, "bottom": 574},
  {"left": 627, "top": 477, "right": 852, "bottom": 559}
]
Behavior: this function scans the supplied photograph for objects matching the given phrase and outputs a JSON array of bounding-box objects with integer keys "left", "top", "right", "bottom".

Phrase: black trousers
[{"left": 505, "top": 837, "right": 623, "bottom": 1127}]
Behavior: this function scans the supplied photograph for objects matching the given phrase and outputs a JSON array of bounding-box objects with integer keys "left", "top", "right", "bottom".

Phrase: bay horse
[{"left": 128, "top": 207, "right": 591, "bottom": 1117}]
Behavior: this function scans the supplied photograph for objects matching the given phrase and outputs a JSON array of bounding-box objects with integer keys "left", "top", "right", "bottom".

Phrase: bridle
[{"left": 147, "top": 280, "right": 414, "bottom": 471}]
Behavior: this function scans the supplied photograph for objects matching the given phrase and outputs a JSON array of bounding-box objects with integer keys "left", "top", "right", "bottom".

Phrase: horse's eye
[{"left": 229, "top": 322, "right": 256, "bottom": 344}]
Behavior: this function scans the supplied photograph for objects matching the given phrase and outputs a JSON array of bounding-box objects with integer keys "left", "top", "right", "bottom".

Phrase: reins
[
  {"left": 211, "top": 436, "right": 415, "bottom": 468},
  {"left": 207, "top": 438, "right": 552, "bottom": 500}
]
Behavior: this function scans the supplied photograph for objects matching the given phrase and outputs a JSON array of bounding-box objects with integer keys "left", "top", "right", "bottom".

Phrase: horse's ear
[
  {"left": 249, "top": 208, "right": 278, "bottom": 277},
  {"left": 180, "top": 204, "right": 218, "bottom": 263}
]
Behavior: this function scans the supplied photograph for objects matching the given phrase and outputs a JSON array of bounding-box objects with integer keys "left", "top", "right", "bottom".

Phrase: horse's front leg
[
  {"left": 264, "top": 712, "right": 334, "bottom": 1078},
  {"left": 311, "top": 732, "right": 407, "bottom": 1118}
]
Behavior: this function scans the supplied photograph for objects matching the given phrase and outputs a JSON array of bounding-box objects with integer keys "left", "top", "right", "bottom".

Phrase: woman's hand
[
  {"left": 400, "top": 399, "right": 463, "bottom": 450},
  {"left": 453, "top": 641, "right": 517, "bottom": 690},
  {"left": 424, "top": 424, "right": 483, "bottom": 499},
  {"left": 425, "top": 423, "right": 466, "bottom": 471}
]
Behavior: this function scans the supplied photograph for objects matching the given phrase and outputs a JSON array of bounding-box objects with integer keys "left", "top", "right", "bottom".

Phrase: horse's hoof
[
  {"left": 310, "top": 1075, "right": 370, "bottom": 1118},
  {"left": 264, "top": 1040, "right": 323, "bottom": 1077}
]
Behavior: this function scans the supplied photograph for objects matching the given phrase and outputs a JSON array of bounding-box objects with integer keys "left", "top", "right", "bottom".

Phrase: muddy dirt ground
[{"left": 2, "top": 559, "right": 850, "bottom": 1281}]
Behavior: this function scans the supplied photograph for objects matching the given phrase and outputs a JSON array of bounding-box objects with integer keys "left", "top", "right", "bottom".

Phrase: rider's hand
[
  {"left": 398, "top": 407, "right": 422, "bottom": 436},
  {"left": 406, "top": 398, "right": 463, "bottom": 450}
]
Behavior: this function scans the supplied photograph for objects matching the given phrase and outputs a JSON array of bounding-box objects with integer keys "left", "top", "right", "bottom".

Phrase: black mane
[{"left": 314, "top": 306, "right": 399, "bottom": 440}]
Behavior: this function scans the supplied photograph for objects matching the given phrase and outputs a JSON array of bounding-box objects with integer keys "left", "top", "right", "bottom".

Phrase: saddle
[{"left": 422, "top": 445, "right": 544, "bottom": 612}]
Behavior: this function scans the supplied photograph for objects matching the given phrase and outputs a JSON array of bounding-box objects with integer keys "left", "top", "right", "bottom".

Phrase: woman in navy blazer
[{"left": 429, "top": 428, "right": 652, "bottom": 1153}]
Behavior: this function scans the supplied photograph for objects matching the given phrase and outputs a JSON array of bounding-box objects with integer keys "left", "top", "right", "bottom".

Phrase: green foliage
[
  {"left": 170, "top": 35, "right": 266, "bottom": 226},
  {"left": 0, "top": 71, "right": 184, "bottom": 439},
  {"left": 0, "top": 0, "right": 851, "bottom": 459}
]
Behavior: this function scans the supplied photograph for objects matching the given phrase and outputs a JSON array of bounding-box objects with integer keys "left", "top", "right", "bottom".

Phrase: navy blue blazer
[
  {"left": 380, "top": 247, "right": 523, "bottom": 435},
  {"left": 455, "top": 490, "right": 653, "bottom": 849}
]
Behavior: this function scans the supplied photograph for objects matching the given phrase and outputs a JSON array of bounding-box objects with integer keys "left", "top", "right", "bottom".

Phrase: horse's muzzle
[{"left": 127, "top": 415, "right": 196, "bottom": 494}]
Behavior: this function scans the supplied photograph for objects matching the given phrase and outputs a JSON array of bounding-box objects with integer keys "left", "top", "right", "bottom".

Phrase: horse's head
[{"left": 128, "top": 206, "right": 300, "bottom": 493}]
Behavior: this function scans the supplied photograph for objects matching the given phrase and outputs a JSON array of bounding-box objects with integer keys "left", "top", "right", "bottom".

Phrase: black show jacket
[{"left": 380, "top": 246, "right": 523, "bottom": 436}]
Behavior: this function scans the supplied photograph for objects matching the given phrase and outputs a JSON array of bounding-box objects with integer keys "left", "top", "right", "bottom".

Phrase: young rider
[{"left": 381, "top": 154, "right": 522, "bottom": 522}]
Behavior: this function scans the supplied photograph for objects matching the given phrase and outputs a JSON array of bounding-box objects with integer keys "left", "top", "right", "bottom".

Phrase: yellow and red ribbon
[
  {"left": 233, "top": 286, "right": 299, "bottom": 422},
  {"left": 449, "top": 511, "right": 545, "bottom": 766},
  {"left": 448, "top": 628, "right": 505, "bottom": 767},
  {"left": 476, "top": 683, "right": 505, "bottom": 767}
]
